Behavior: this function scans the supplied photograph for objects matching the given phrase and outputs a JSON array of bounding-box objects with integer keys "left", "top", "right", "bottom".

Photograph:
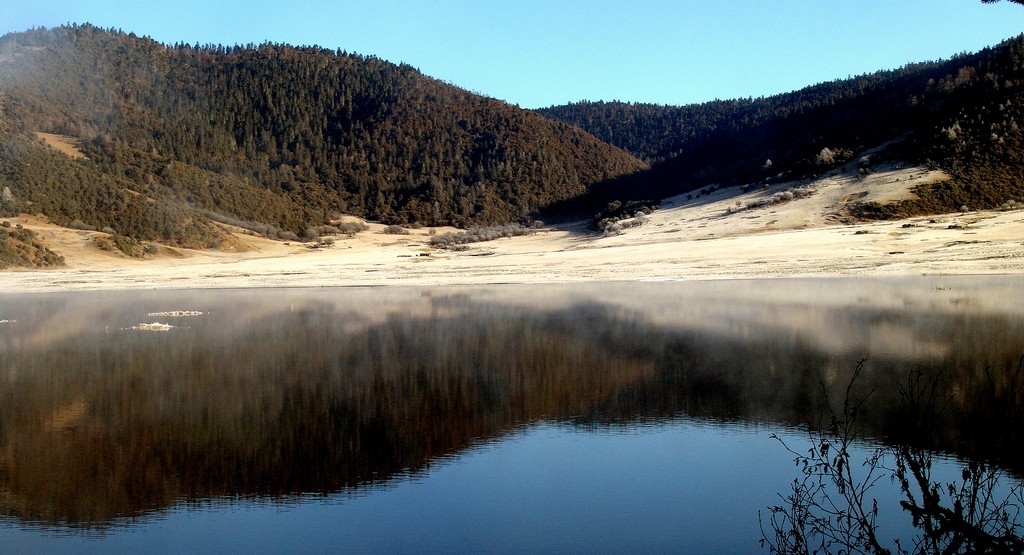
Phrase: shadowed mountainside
[{"left": 538, "top": 35, "right": 1024, "bottom": 220}]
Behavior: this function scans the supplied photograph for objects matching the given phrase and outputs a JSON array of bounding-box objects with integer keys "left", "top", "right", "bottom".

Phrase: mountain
[
  {"left": 0, "top": 24, "right": 646, "bottom": 246},
  {"left": 538, "top": 35, "right": 1024, "bottom": 219},
  {"left": 2, "top": 24, "right": 1024, "bottom": 254}
]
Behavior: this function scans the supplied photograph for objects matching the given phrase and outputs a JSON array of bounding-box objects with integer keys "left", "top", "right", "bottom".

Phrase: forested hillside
[
  {"left": 2, "top": 24, "right": 1023, "bottom": 247},
  {"left": 539, "top": 35, "right": 1024, "bottom": 218},
  {"left": 0, "top": 24, "right": 646, "bottom": 243}
]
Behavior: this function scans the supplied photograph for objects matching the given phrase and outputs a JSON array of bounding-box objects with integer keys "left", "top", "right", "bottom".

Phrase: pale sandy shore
[{"left": 2, "top": 165, "right": 1023, "bottom": 293}]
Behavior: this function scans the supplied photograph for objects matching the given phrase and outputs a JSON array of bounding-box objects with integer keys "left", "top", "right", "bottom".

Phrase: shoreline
[
  {"left": 3, "top": 212, "right": 1022, "bottom": 293},
  {"left": 3, "top": 165, "right": 1024, "bottom": 293}
]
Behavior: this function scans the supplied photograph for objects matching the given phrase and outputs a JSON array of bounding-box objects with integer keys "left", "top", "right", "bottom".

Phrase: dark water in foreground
[{"left": 0, "top": 277, "right": 1022, "bottom": 553}]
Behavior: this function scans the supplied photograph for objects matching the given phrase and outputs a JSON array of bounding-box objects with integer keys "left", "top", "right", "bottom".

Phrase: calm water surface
[{"left": 0, "top": 277, "right": 1022, "bottom": 553}]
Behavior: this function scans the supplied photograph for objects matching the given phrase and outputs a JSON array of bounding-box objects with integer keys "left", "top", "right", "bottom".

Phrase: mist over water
[{"left": 0, "top": 277, "right": 1021, "bottom": 552}]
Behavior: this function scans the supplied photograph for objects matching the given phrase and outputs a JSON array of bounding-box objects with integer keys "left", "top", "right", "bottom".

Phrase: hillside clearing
[{"left": 34, "top": 132, "right": 87, "bottom": 159}]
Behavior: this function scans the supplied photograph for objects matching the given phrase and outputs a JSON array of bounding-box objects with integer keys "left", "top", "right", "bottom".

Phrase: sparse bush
[
  {"left": 337, "top": 221, "right": 368, "bottom": 237},
  {"left": 593, "top": 200, "right": 657, "bottom": 233},
  {"left": 814, "top": 147, "right": 852, "bottom": 168},
  {"left": 618, "top": 215, "right": 648, "bottom": 230},
  {"left": 382, "top": 224, "right": 410, "bottom": 235},
  {"left": 597, "top": 212, "right": 649, "bottom": 236},
  {"left": 302, "top": 225, "right": 345, "bottom": 241},
  {"left": 606, "top": 222, "right": 624, "bottom": 235},
  {"left": 68, "top": 219, "right": 96, "bottom": 231},
  {"left": 743, "top": 185, "right": 814, "bottom": 211},
  {"left": 199, "top": 210, "right": 304, "bottom": 241},
  {"left": 95, "top": 233, "right": 145, "bottom": 257},
  {"left": 0, "top": 225, "right": 64, "bottom": 268},
  {"left": 93, "top": 236, "right": 114, "bottom": 251},
  {"left": 428, "top": 223, "right": 540, "bottom": 249},
  {"left": 307, "top": 236, "right": 336, "bottom": 249},
  {"left": 815, "top": 147, "right": 836, "bottom": 165}
]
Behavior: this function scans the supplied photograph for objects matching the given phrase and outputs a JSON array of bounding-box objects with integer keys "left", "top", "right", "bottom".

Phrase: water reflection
[{"left": 0, "top": 278, "right": 1021, "bottom": 532}]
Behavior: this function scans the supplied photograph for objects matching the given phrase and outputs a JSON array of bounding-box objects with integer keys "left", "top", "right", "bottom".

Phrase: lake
[{"left": 0, "top": 277, "right": 1022, "bottom": 553}]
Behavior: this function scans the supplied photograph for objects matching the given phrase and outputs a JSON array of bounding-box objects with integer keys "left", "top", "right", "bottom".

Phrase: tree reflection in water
[
  {"left": 762, "top": 361, "right": 1024, "bottom": 554},
  {"left": 0, "top": 282, "right": 1022, "bottom": 541}
]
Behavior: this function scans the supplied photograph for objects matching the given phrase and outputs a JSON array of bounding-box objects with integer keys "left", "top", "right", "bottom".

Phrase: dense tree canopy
[
  {"left": 2, "top": 23, "right": 1023, "bottom": 243},
  {"left": 0, "top": 24, "right": 645, "bottom": 241}
]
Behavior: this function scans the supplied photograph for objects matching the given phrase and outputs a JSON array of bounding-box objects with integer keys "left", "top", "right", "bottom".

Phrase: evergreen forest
[
  {"left": 2, "top": 24, "right": 1024, "bottom": 245},
  {"left": 0, "top": 24, "right": 645, "bottom": 244}
]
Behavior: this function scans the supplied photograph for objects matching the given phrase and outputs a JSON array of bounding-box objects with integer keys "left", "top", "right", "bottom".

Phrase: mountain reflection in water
[{"left": 0, "top": 277, "right": 1022, "bottom": 535}]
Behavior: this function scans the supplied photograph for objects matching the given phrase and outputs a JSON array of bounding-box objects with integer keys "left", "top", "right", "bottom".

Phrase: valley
[{"left": 3, "top": 162, "right": 1022, "bottom": 292}]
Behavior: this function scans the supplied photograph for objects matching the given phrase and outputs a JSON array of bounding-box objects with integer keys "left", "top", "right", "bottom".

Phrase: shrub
[
  {"left": 337, "top": 221, "right": 368, "bottom": 237},
  {"left": 95, "top": 233, "right": 146, "bottom": 257},
  {"left": 428, "top": 223, "right": 541, "bottom": 249},
  {"left": 0, "top": 225, "right": 64, "bottom": 268},
  {"left": 199, "top": 209, "right": 303, "bottom": 241},
  {"left": 593, "top": 199, "right": 657, "bottom": 233},
  {"left": 382, "top": 224, "right": 410, "bottom": 235},
  {"left": 742, "top": 185, "right": 815, "bottom": 211}
]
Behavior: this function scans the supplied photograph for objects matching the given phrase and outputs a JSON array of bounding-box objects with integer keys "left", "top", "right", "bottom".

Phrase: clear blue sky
[{"left": 3, "top": 1, "right": 1024, "bottom": 109}]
